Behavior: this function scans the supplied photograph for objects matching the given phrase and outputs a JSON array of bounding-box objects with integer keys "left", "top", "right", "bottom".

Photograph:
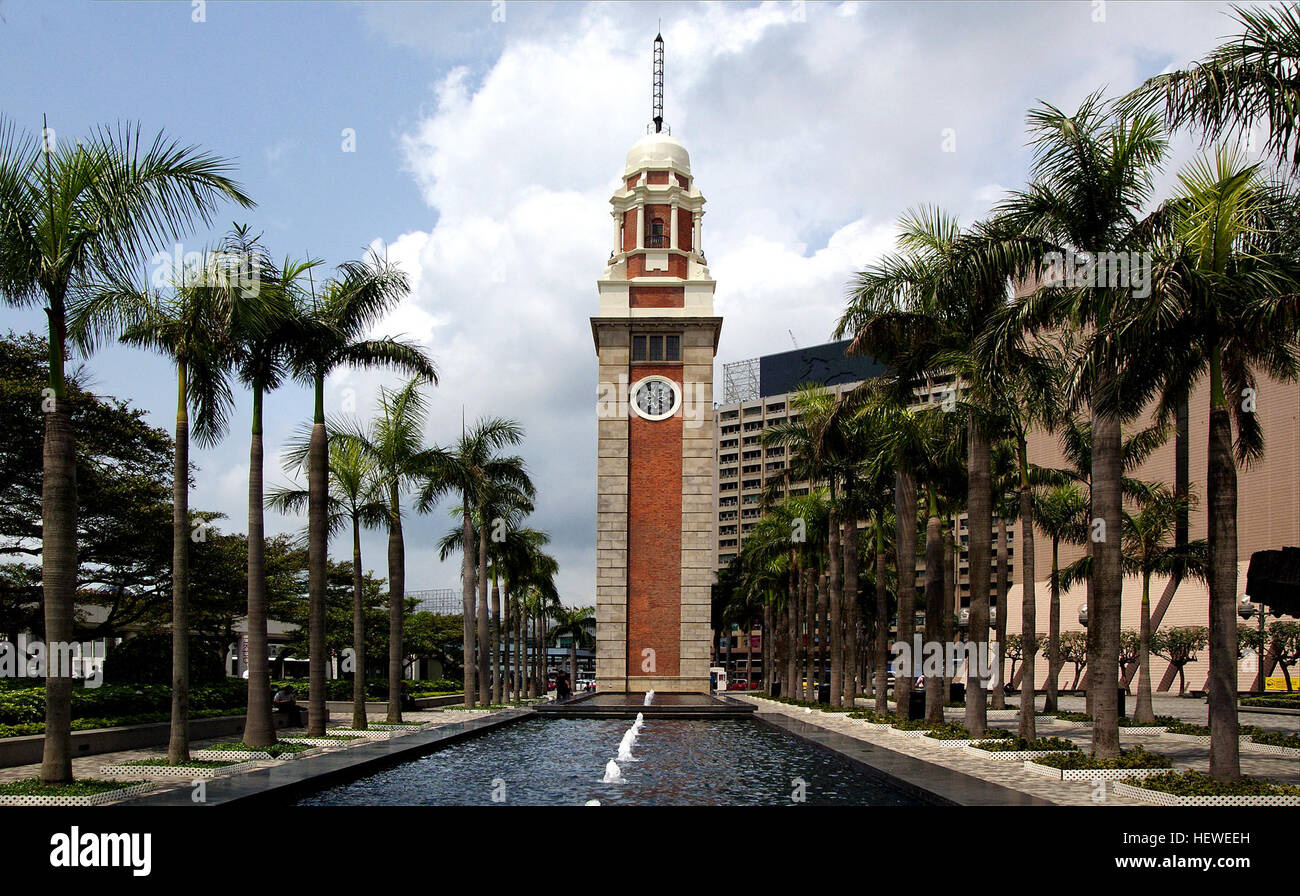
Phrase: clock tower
[{"left": 592, "top": 34, "right": 721, "bottom": 694}]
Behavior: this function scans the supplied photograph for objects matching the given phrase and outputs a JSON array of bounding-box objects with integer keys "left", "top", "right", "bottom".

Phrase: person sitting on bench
[{"left": 273, "top": 685, "right": 304, "bottom": 726}]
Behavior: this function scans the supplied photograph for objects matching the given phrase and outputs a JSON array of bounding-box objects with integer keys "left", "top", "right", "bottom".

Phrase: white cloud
[{"left": 326, "top": 0, "right": 1244, "bottom": 607}]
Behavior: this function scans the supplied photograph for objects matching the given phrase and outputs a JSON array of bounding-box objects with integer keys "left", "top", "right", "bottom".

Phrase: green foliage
[
  {"left": 104, "top": 633, "right": 226, "bottom": 685},
  {"left": 0, "top": 777, "right": 149, "bottom": 796},
  {"left": 1240, "top": 693, "right": 1300, "bottom": 708},
  {"left": 0, "top": 680, "right": 246, "bottom": 727},
  {"left": 1034, "top": 748, "right": 1172, "bottom": 769},
  {"left": 1118, "top": 714, "right": 1179, "bottom": 728},
  {"left": 849, "top": 709, "right": 905, "bottom": 724},
  {"left": 122, "top": 758, "right": 241, "bottom": 769},
  {"left": 1054, "top": 711, "right": 1092, "bottom": 722},
  {"left": 1130, "top": 769, "right": 1300, "bottom": 797},
  {"left": 1249, "top": 730, "right": 1300, "bottom": 749},
  {"left": 974, "top": 736, "right": 1080, "bottom": 752},
  {"left": 923, "top": 723, "right": 1013, "bottom": 740},
  {"left": 208, "top": 741, "right": 311, "bottom": 756}
]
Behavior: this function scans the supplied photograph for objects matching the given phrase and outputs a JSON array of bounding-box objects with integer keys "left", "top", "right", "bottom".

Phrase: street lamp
[{"left": 1239, "top": 593, "right": 1266, "bottom": 695}]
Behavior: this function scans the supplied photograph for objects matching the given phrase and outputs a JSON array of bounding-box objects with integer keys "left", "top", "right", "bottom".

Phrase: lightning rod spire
[{"left": 651, "top": 31, "right": 665, "bottom": 133}]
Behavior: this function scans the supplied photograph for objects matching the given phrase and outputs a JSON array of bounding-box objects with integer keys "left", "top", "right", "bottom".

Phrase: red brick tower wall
[{"left": 626, "top": 364, "right": 683, "bottom": 678}]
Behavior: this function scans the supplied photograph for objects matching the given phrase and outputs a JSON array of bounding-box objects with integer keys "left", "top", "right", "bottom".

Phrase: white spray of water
[
  {"left": 585, "top": 799, "right": 602, "bottom": 806},
  {"left": 617, "top": 728, "right": 637, "bottom": 762},
  {"left": 602, "top": 760, "right": 625, "bottom": 783},
  {"left": 644, "top": 689, "right": 655, "bottom": 706}
]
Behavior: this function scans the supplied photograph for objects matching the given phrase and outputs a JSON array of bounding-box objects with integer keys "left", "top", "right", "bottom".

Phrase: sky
[{"left": 0, "top": 0, "right": 1264, "bottom": 607}]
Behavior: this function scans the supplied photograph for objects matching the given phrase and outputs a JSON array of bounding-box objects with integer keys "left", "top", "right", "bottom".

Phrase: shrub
[
  {"left": 0, "top": 778, "right": 147, "bottom": 796},
  {"left": 1054, "top": 711, "right": 1092, "bottom": 722},
  {"left": 1034, "top": 749, "right": 1171, "bottom": 770},
  {"left": 1249, "top": 730, "right": 1300, "bottom": 749},
  {"left": 848, "top": 709, "right": 904, "bottom": 724},
  {"left": 1129, "top": 769, "right": 1300, "bottom": 797},
  {"left": 924, "top": 723, "right": 1013, "bottom": 740},
  {"left": 974, "top": 736, "right": 1080, "bottom": 752},
  {"left": 1118, "top": 715, "right": 1179, "bottom": 727}
]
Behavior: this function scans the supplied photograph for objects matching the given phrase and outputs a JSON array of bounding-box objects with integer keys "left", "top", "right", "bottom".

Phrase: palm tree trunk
[
  {"left": 243, "top": 388, "right": 275, "bottom": 747},
  {"left": 570, "top": 642, "right": 577, "bottom": 691},
  {"left": 461, "top": 503, "right": 475, "bottom": 707},
  {"left": 807, "top": 571, "right": 820, "bottom": 701},
  {"left": 1045, "top": 537, "right": 1061, "bottom": 712},
  {"left": 351, "top": 515, "right": 367, "bottom": 730},
  {"left": 477, "top": 519, "right": 491, "bottom": 705},
  {"left": 828, "top": 510, "right": 843, "bottom": 707},
  {"left": 490, "top": 572, "right": 502, "bottom": 704},
  {"left": 923, "top": 511, "right": 944, "bottom": 723},
  {"left": 1090, "top": 373, "right": 1123, "bottom": 759},
  {"left": 168, "top": 368, "right": 191, "bottom": 764},
  {"left": 39, "top": 304, "right": 76, "bottom": 785},
  {"left": 842, "top": 517, "right": 859, "bottom": 706},
  {"left": 786, "top": 560, "right": 799, "bottom": 699},
  {"left": 991, "top": 519, "right": 1008, "bottom": 710},
  {"left": 942, "top": 526, "right": 956, "bottom": 695},
  {"left": 1018, "top": 482, "right": 1037, "bottom": 741},
  {"left": 1207, "top": 356, "right": 1241, "bottom": 781},
  {"left": 1134, "top": 572, "right": 1155, "bottom": 724},
  {"left": 745, "top": 616, "right": 755, "bottom": 691},
  {"left": 874, "top": 522, "right": 890, "bottom": 714},
  {"left": 386, "top": 485, "right": 405, "bottom": 724},
  {"left": 307, "top": 377, "right": 329, "bottom": 736},
  {"left": 965, "top": 419, "right": 991, "bottom": 738},
  {"left": 895, "top": 471, "right": 918, "bottom": 716}
]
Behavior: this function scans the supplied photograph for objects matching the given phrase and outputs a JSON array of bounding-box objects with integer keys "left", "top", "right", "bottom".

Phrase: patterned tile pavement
[{"left": 737, "top": 695, "right": 1298, "bottom": 807}]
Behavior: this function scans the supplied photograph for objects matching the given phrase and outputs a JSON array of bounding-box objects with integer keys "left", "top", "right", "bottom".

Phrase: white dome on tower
[{"left": 623, "top": 132, "right": 691, "bottom": 176}]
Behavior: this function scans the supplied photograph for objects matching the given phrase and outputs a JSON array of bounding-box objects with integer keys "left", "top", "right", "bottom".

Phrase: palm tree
[
  {"left": 0, "top": 117, "right": 253, "bottom": 783},
  {"left": 990, "top": 93, "right": 1169, "bottom": 758},
  {"left": 839, "top": 206, "right": 1044, "bottom": 736},
  {"left": 229, "top": 235, "right": 316, "bottom": 748},
  {"left": 269, "top": 430, "right": 387, "bottom": 730},
  {"left": 500, "top": 528, "right": 557, "bottom": 701},
  {"left": 334, "top": 379, "right": 437, "bottom": 724},
  {"left": 1121, "top": 484, "right": 1208, "bottom": 723},
  {"left": 549, "top": 606, "right": 595, "bottom": 693},
  {"left": 1122, "top": 4, "right": 1300, "bottom": 170},
  {"left": 288, "top": 253, "right": 436, "bottom": 733},
  {"left": 115, "top": 250, "right": 245, "bottom": 763},
  {"left": 418, "top": 416, "right": 530, "bottom": 706},
  {"left": 1032, "top": 483, "right": 1089, "bottom": 712},
  {"left": 1132, "top": 146, "right": 1300, "bottom": 777}
]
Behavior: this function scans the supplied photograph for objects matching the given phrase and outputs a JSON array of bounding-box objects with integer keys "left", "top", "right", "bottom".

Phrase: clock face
[{"left": 631, "top": 377, "right": 680, "bottom": 420}]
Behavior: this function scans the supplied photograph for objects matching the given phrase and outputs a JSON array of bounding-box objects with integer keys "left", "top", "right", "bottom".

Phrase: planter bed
[
  {"left": 0, "top": 780, "right": 157, "bottom": 806},
  {"left": 1241, "top": 739, "right": 1300, "bottom": 758},
  {"left": 281, "top": 735, "right": 365, "bottom": 747},
  {"left": 191, "top": 746, "right": 324, "bottom": 762},
  {"left": 1114, "top": 780, "right": 1300, "bottom": 806},
  {"left": 99, "top": 759, "right": 260, "bottom": 779},
  {"left": 326, "top": 728, "right": 395, "bottom": 739},
  {"left": 985, "top": 709, "right": 1020, "bottom": 720},
  {"left": 962, "top": 745, "right": 1066, "bottom": 762},
  {"left": 1116, "top": 725, "right": 1169, "bottom": 735},
  {"left": 1022, "top": 758, "right": 1172, "bottom": 782},
  {"left": 854, "top": 720, "right": 899, "bottom": 731}
]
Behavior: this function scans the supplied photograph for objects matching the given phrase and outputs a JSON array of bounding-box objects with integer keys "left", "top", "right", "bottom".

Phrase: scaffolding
[
  {"left": 723, "top": 357, "right": 760, "bottom": 404},
  {"left": 407, "top": 589, "right": 461, "bottom": 616}
]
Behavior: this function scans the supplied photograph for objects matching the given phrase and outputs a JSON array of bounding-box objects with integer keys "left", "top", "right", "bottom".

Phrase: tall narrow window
[
  {"left": 665, "top": 334, "right": 681, "bottom": 361},
  {"left": 632, "top": 335, "right": 648, "bottom": 362},
  {"left": 649, "top": 217, "right": 666, "bottom": 248},
  {"left": 648, "top": 334, "right": 664, "bottom": 360}
]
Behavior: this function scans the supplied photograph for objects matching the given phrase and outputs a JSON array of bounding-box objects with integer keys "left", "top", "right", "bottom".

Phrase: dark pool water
[{"left": 297, "top": 717, "right": 920, "bottom": 806}]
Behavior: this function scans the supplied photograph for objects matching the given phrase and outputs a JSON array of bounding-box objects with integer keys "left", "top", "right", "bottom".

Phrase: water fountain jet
[{"left": 602, "top": 760, "right": 625, "bottom": 783}]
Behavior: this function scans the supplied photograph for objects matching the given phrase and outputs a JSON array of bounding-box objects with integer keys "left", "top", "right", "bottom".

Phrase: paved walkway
[{"left": 738, "top": 695, "right": 1298, "bottom": 806}]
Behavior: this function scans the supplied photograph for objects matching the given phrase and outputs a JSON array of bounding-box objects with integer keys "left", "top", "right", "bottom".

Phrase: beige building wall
[{"left": 1001, "top": 372, "right": 1300, "bottom": 693}]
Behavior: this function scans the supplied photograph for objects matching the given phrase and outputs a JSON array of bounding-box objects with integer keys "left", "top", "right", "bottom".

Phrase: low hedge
[
  {"left": 973, "top": 736, "right": 1080, "bottom": 752},
  {"left": 0, "top": 778, "right": 148, "bottom": 797},
  {"left": 924, "top": 723, "right": 1013, "bottom": 740},
  {"left": 1034, "top": 748, "right": 1172, "bottom": 770},
  {"left": 0, "top": 680, "right": 248, "bottom": 726},
  {"left": 208, "top": 741, "right": 312, "bottom": 757},
  {"left": 269, "top": 678, "right": 460, "bottom": 701},
  {"left": 1249, "top": 730, "right": 1300, "bottom": 749},
  {"left": 848, "top": 709, "right": 905, "bottom": 724},
  {"left": 1129, "top": 769, "right": 1300, "bottom": 797},
  {"left": 1239, "top": 693, "right": 1300, "bottom": 709}
]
